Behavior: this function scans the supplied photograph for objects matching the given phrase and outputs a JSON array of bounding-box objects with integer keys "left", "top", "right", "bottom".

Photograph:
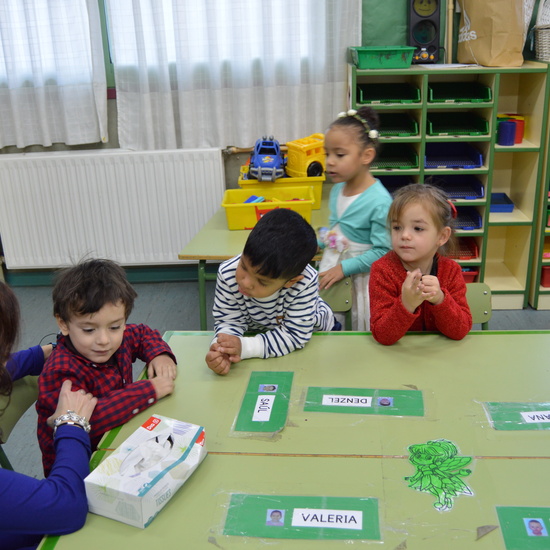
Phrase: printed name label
[
  {"left": 520, "top": 410, "right": 550, "bottom": 423},
  {"left": 252, "top": 395, "right": 275, "bottom": 421},
  {"left": 322, "top": 394, "right": 372, "bottom": 407},
  {"left": 291, "top": 508, "right": 363, "bottom": 530}
]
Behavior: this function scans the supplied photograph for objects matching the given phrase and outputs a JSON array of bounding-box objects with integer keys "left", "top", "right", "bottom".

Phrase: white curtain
[
  {"left": 0, "top": 0, "right": 107, "bottom": 148},
  {"left": 105, "top": 0, "right": 361, "bottom": 150}
]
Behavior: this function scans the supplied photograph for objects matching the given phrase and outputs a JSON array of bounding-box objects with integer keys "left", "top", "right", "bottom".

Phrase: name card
[
  {"left": 291, "top": 508, "right": 363, "bottom": 530},
  {"left": 252, "top": 395, "right": 275, "bottom": 421},
  {"left": 520, "top": 411, "right": 550, "bottom": 423},
  {"left": 322, "top": 394, "right": 372, "bottom": 407}
]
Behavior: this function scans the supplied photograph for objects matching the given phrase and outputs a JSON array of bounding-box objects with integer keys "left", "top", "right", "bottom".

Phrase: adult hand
[{"left": 47, "top": 380, "right": 97, "bottom": 428}]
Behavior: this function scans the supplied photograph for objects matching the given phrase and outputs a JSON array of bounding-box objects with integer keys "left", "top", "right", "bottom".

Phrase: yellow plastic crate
[
  {"left": 238, "top": 165, "right": 324, "bottom": 209},
  {"left": 222, "top": 187, "right": 315, "bottom": 230}
]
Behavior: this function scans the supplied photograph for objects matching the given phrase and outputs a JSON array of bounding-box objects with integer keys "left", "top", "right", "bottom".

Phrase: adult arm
[
  {"left": 6, "top": 345, "right": 45, "bottom": 380},
  {"left": 0, "top": 426, "right": 91, "bottom": 542}
]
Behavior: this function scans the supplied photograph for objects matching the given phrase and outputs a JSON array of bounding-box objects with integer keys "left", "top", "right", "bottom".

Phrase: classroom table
[
  {"left": 43, "top": 331, "right": 550, "bottom": 550},
  {"left": 178, "top": 184, "right": 333, "bottom": 330}
]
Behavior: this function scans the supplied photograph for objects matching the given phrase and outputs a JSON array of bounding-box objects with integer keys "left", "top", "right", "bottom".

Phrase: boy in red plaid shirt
[{"left": 36, "top": 259, "right": 177, "bottom": 476}]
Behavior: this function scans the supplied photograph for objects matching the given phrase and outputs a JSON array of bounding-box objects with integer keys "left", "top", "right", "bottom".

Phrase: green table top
[
  {"left": 178, "top": 184, "right": 332, "bottom": 261},
  {"left": 128, "top": 331, "right": 550, "bottom": 459},
  {"left": 43, "top": 331, "right": 550, "bottom": 550},
  {"left": 44, "top": 454, "right": 550, "bottom": 549}
]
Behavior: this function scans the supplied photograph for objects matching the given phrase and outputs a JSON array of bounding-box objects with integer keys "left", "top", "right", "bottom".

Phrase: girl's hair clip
[
  {"left": 337, "top": 110, "right": 378, "bottom": 141},
  {"left": 448, "top": 200, "right": 458, "bottom": 219}
]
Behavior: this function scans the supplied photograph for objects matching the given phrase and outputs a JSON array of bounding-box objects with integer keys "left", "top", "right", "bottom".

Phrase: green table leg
[{"left": 198, "top": 260, "right": 207, "bottom": 330}]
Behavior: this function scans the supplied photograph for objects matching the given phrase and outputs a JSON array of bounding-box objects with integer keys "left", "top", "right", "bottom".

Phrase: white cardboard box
[{"left": 85, "top": 414, "right": 207, "bottom": 528}]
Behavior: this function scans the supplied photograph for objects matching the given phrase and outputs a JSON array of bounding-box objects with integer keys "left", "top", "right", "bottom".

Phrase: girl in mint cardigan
[{"left": 319, "top": 107, "right": 392, "bottom": 330}]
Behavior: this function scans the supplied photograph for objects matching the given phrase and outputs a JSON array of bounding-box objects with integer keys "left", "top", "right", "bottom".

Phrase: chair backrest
[
  {"left": 466, "top": 282, "right": 492, "bottom": 330},
  {"left": 319, "top": 277, "right": 353, "bottom": 330},
  {"left": 319, "top": 277, "right": 352, "bottom": 313},
  {"left": 0, "top": 375, "right": 39, "bottom": 469}
]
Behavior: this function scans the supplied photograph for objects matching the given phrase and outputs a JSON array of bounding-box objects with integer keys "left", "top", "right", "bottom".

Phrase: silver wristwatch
[{"left": 53, "top": 410, "right": 91, "bottom": 435}]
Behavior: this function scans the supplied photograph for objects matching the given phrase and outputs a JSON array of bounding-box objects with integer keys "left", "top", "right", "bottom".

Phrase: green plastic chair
[
  {"left": 466, "top": 282, "right": 492, "bottom": 330},
  {"left": 0, "top": 375, "right": 39, "bottom": 470},
  {"left": 320, "top": 277, "right": 353, "bottom": 330}
]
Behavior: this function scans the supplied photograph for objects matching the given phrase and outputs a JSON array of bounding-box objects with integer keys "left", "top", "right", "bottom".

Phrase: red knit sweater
[{"left": 369, "top": 251, "right": 472, "bottom": 345}]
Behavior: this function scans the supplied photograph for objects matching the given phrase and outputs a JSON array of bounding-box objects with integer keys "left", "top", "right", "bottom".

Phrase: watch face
[{"left": 413, "top": 0, "right": 437, "bottom": 17}]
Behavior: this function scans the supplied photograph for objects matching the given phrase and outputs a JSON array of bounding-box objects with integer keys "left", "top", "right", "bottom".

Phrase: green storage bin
[
  {"left": 349, "top": 46, "right": 415, "bottom": 70},
  {"left": 378, "top": 113, "right": 419, "bottom": 137},
  {"left": 357, "top": 83, "right": 421, "bottom": 104},
  {"left": 372, "top": 143, "right": 419, "bottom": 170},
  {"left": 426, "top": 112, "right": 489, "bottom": 136},
  {"left": 428, "top": 82, "right": 492, "bottom": 103}
]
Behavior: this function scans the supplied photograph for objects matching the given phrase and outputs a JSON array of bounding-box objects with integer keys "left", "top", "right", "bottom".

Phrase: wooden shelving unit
[{"left": 349, "top": 61, "right": 550, "bottom": 310}]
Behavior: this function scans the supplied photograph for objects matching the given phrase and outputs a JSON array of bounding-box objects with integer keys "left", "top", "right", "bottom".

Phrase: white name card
[
  {"left": 291, "top": 508, "right": 363, "bottom": 530},
  {"left": 322, "top": 394, "right": 372, "bottom": 407},
  {"left": 520, "top": 410, "right": 550, "bottom": 423},
  {"left": 252, "top": 395, "right": 275, "bottom": 421}
]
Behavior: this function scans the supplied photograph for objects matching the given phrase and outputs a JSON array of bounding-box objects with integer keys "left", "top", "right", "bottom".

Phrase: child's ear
[
  {"left": 56, "top": 315, "right": 69, "bottom": 336},
  {"left": 361, "top": 145, "right": 376, "bottom": 166},
  {"left": 438, "top": 226, "right": 452, "bottom": 246},
  {"left": 283, "top": 275, "right": 304, "bottom": 288}
]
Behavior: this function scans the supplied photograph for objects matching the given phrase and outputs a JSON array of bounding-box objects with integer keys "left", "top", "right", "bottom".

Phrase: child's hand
[
  {"left": 401, "top": 269, "right": 426, "bottom": 313},
  {"left": 147, "top": 354, "right": 177, "bottom": 380},
  {"left": 419, "top": 275, "right": 444, "bottom": 305},
  {"left": 216, "top": 333, "right": 242, "bottom": 363},
  {"left": 150, "top": 374, "right": 175, "bottom": 399},
  {"left": 205, "top": 345, "right": 232, "bottom": 375},
  {"left": 319, "top": 264, "right": 345, "bottom": 290}
]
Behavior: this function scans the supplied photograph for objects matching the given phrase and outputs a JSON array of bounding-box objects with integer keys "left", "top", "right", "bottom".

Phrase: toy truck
[
  {"left": 285, "top": 133, "right": 325, "bottom": 178},
  {"left": 248, "top": 136, "right": 286, "bottom": 182}
]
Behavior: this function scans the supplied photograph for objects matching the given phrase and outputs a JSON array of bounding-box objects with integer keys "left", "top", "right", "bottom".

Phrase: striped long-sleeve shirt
[{"left": 213, "top": 255, "right": 335, "bottom": 359}]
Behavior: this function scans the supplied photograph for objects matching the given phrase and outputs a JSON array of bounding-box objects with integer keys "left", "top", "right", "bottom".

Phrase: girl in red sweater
[{"left": 369, "top": 184, "right": 472, "bottom": 345}]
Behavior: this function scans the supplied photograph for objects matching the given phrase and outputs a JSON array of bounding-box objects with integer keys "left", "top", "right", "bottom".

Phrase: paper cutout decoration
[
  {"left": 234, "top": 372, "right": 293, "bottom": 432},
  {"left": 483, "top": 402, "right": 550, "bottom": 431},
  {"left": 497, "top": 506, "right": 550, "bottom": 549},
  {"left": 405, "top": 439, "right": 473, "bottom": 511},
  {"left": 223, "top": 494, "right": 380, "bottom": 540},
  {"left": 304, "top": 387, "right": 424, "bottom": 416}
]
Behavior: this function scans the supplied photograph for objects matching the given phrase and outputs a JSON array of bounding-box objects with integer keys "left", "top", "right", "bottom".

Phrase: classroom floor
[{"left": 4, "top": 280, "right": 550, "bottom": 480}]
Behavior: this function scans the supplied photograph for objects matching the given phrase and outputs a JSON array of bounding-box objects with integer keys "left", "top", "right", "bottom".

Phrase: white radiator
[{"left": 0, "top": 149, "right": 225, "bottom": 269}]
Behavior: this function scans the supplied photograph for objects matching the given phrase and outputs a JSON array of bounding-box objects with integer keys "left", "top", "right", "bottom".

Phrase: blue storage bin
[
  {"left": 490, "top": 193, "right": 514, "bottom": 212},
  {"left": 455, "top": 206, "right": 482, "bottom": 230},
  {"left": 378, "top": 175, "right": 415, "bottom": 196},
  {"left": 424, "top": 143, "right": 483, "bottom": 169},
  {"left": 424, "top": 174, "right": 484, "bottom": 199}
]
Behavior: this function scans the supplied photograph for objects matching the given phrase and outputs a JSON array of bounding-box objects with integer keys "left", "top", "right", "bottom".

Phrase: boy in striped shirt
[{"left": 206, "top": 209, "right": 337, "bottom": 375}]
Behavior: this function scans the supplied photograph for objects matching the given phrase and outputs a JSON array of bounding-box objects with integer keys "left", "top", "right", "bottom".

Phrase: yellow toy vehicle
[{"left": 285, "top": 133, "right": 325, "bottom": 178}]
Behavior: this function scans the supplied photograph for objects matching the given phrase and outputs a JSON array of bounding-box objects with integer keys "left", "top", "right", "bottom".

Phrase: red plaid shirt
[{"left": 36, "top": 324, "right": 176, "bottom": 476}]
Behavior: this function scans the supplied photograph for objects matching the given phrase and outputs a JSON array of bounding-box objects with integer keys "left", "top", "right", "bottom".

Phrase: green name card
[
  {"left": 484, "top": 402, "right": 550, "bottom": 431},
  {"left": 304, "top": 386, "right": 424, "bottom": 416},
  {"left": 497, "top": 506, "right": 550, "bottom": 549},
  {"left": 234, "top": 371, "right": 293, "bottom": 432},
  {"left": 224, "top": 494, "right": 380, "bottom": 540}
]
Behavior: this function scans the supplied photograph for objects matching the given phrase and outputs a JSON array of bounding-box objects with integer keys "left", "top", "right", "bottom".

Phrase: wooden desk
[
  {"left": 43, "top": 332, "right": 550, "bottom": 549},
  {"left": 178, "top": 185, "right": 332, "bottom": 330}
]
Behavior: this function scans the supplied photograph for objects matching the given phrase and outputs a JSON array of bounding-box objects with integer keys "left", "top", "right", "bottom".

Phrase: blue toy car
[{"left": 248, "top": 136, "right": 286, "bottom": 182}]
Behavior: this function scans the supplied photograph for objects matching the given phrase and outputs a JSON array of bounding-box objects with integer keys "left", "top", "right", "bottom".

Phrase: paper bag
[{"left": 457, "top": 0, "right": 524, "bottom": 67}]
